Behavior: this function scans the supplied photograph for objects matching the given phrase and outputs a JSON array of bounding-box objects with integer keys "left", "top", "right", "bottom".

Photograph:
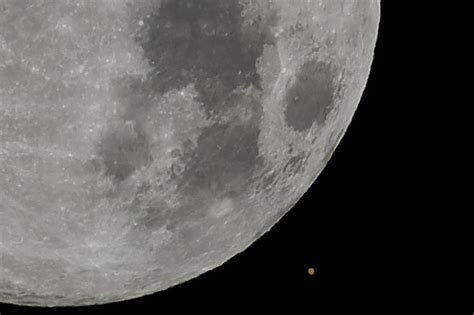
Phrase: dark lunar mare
[
  {"left": 95, "top": 75, "right": 155, "bottom": 182},
  {"left": 97, "top": 123, "right": 151, "bottom": 182},
  {"left": 284, "top": 60, "right": 337, "bottom": 132},
  {"left": 137, "top": 0, "right": 277, "bottom": 114},
  {"left": 96, "top": 0, "right": 280, "bottom": 225}
]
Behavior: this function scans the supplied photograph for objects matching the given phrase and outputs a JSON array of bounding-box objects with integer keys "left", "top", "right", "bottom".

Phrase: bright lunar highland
[{"left": 0, "top": 0, "right": 380, "bottom": 306}]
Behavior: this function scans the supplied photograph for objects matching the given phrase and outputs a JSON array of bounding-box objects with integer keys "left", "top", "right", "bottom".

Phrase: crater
[{"left": 284, "top": 60, "right": 338, "bottom": 132}]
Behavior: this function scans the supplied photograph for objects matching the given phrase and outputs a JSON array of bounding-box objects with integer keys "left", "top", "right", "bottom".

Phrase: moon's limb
[{"left": 0, "top": 0, "right": 380, "bottom": 306}]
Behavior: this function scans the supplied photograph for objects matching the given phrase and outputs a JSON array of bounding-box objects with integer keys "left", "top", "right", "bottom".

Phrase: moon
[{"left": 0, "top": 0, "right": 380, "bottom": 306}]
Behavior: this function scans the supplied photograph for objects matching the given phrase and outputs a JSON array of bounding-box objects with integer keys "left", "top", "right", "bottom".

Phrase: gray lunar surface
[{"left": 0, "top": 0, "right": 380, "bottom": 306}]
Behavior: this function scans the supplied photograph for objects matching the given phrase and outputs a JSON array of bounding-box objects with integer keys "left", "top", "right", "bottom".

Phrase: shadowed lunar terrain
[{"left": 0, "top": 0, "right": 380, "bottom": 306}]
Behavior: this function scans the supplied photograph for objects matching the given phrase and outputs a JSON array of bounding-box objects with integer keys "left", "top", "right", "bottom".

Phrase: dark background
[{"left": 0, "top": 1, "right": 405, "bottom": 314}]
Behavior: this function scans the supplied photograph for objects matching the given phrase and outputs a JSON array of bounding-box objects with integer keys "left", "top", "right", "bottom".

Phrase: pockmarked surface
[{"left": 0, "top": 0, "right": 380, "bottom": 306}]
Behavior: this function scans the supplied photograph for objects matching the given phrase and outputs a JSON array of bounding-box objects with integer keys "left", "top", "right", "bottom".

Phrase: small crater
[{"left": 284, "top": 60, "right": 337, "bottom": 132}]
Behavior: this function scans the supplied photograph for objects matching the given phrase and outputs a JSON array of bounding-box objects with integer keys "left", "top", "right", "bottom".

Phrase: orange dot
[{"left": 308, "top": 267, "right": 316, "bottom": 276}]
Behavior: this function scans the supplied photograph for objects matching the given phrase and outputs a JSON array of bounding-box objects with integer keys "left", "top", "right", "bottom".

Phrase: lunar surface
[{"left": 0, "top": 0, "right": 380, "bottom": 306}]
